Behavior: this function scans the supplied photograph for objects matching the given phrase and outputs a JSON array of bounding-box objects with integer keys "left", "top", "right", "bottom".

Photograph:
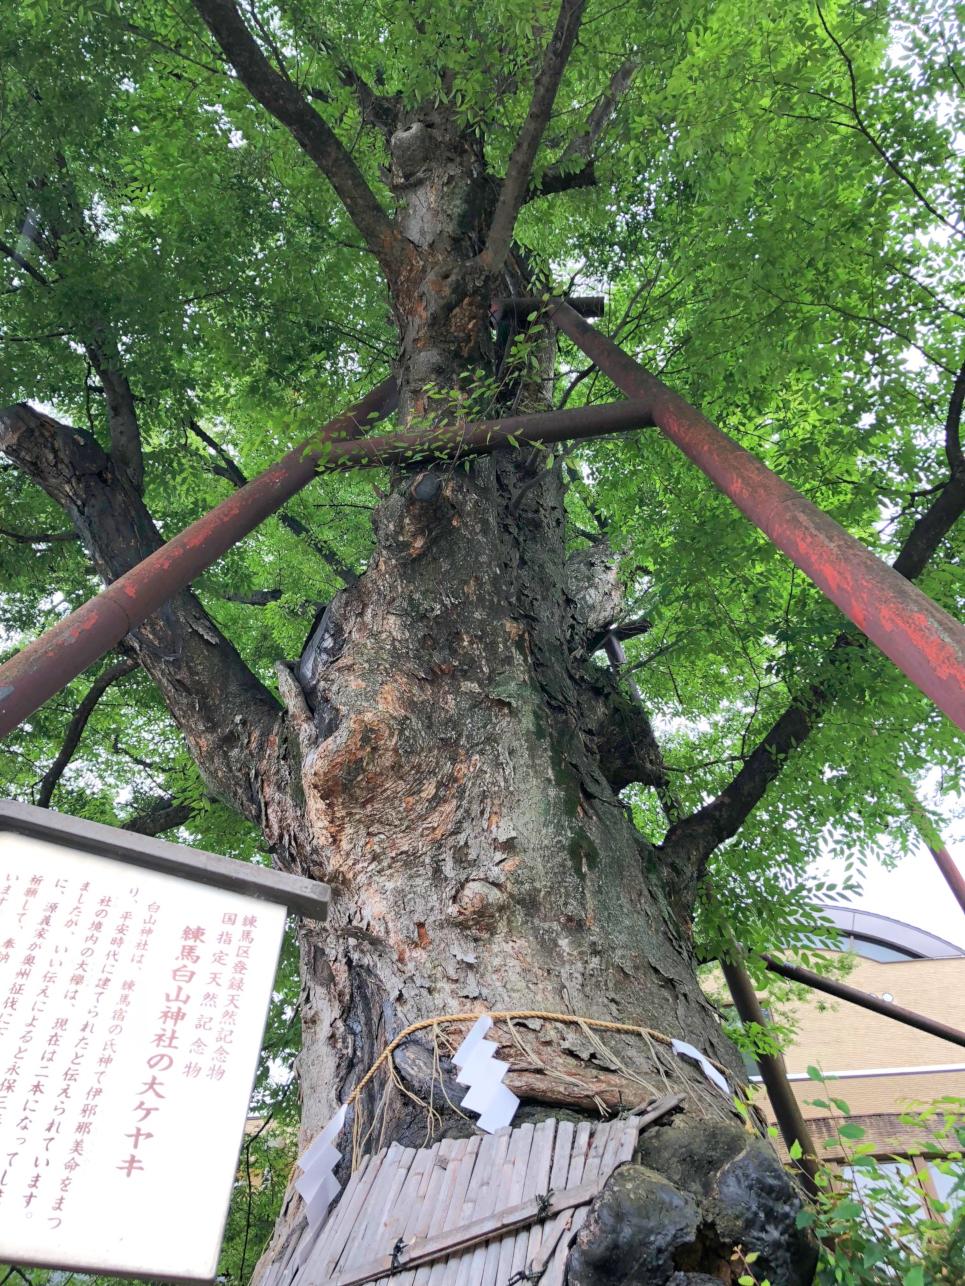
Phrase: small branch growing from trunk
[
  {"left": 85, "top": 343, "right": 145, "bottom": 493},
  {"left": 123, "top": 798, "right": 196, "bottom": 836},
  {"left": 0, "top": 526, "right": 77, "bottom": 545},
  {"left": 535, "top": 56, "right": 638, "bottom": 198},
  {"left": 478, "top": 0, "right": 587, "bottom": 273},
  {"left": 35, "top": 656, "right": 137, "bottom": 807},
  {"left": 192, "top": 0, "right": 404, "bottom": 277}
]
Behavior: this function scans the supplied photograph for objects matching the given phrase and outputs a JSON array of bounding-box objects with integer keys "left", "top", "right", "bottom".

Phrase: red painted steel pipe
[
  {"left": 761, "top": 953, "right": 965, "bottom": 1048},
  {"left": 0, "top": 380, "right": 398, "bottom": 739},
  {"left": 318, "top": 395, "right": 653, "bottom": 467},
  {"left": 901, "top": 782, "right": 965, "bottom": 917},
  {"left": 720, "top": 955, "right": 820, "bottom": 1197},
  {"left": 0, "top": 394, "right": 657, "bottom": 738},
  {"left": 925, "top": 840, "right": 965, "bottom": 918},
  {"left": 494, "top": 295, "right": 605, "bottom": 322},
  {"left": 550, "top": 301, "right": 965, "bottom": 730}
]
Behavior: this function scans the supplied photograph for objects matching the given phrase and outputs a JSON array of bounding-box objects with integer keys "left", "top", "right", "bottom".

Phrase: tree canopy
[{"left": 0, "top": 0, "right": 962, "bottom": 1049}]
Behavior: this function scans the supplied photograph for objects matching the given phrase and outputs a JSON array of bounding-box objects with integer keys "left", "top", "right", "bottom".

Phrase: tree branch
[
  {"left": 123, "top": 799, "right": 196, "bottom": 836},
  {"left": 527, "top": 162, "right": 597, "bottom": 200},
  {"left": 0, "top": 525, "right": 77, "bottom": 544},
  {"left": 192, "top": 0, "right": 403, "bottom": 275},
  {"left": 35, "top": 657, "right": 137, "bottom": 807},
  {"left": 659, "top": 371, "right": 965, "bottom": 897},
  {"left": 478, "top": 0, "right": 587, "bottom": 272},
  {"left": 943, "top": 359, "right": 965, "bottom": 476},
  {"left": 535, "top": 56, "right": 637, "bottom": 198},
  {"left": 217, "top": 587, "right": 283, "bottom": 606},
  {"left": 0, "top": 403, "right": 285, "bottom": 828},
  {"left": 188, "top": 418, "right": 358, "bottom": 584},
  {"left": 84, "top": 342, "right": 145, "bottom": 493},
  {"left": 8, "top": 160, "right": 146, "bottom": 492},
  {"left": 815, "top": 2, "right": 963, "bottom": 239},
  {"left": 0, "top": 236, "right": 49, "bottom": 287},
  {"left": 302, "top": 28, "right": 397, "bottom": 134}
]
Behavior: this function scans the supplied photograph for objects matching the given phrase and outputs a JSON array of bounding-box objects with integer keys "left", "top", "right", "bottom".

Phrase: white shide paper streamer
[
  {"left": 295, "top": 1013, "right": 521, "bottom": 1230},
  {"left": 294, "top": 1103, "right": 347, "bottom": 1228},
  {"left": 671, "top": 1038, "right": 731, "bottom": 1097},
  {"left": 452, "top": 1015, "right": 520, "bottom": 1132}
]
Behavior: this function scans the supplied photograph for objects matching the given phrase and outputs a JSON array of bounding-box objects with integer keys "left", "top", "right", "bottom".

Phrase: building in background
[{"left": 748, "top": 905, "right": 964, "bottom": 1223}]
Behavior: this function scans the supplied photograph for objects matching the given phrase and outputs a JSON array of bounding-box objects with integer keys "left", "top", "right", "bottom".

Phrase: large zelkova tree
[{"left": 0, "top": 0, "right": 962, "bottom": 1279}]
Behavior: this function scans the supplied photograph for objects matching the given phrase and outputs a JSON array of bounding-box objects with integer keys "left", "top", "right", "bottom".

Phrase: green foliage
[
  {"left": 801, "top": 1080, "right": 965, "bottom": 1285},
  {"left": 0, "top": 1, "right": 960, "bottom": 954},
  {"left": 0, "top": 2, "right": 962, "bottom": 1274}
]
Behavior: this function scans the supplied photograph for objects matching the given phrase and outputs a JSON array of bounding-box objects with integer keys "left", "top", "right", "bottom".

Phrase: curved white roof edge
[{"left": 814, "top": 903, "right": 965, "bottom": 959}]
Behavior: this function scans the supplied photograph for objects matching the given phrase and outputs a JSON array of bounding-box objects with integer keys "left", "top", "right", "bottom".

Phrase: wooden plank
[
  {"left": 303, "top": 1147, "right": 387, "bottom": 1282},
  {"left": 632, "top": 1092, "right": 684, "bottom": 1132},
  {"left": 368, "top": 1141, "right": 439, "bottom": 1286},
  {"left": 414, "top": 1135, "right": 481, "bottom": 1286},
  {"left": 450, "top": 1131, "right": 512, "bottom": 1286},
  {"left": 301, "top": 1151, "right": 375, "bottom": 1275},
  {"left": 522, "top": 1121, "right": 573, "bottom": 1286},
  {"left": 298, "top": 1152, "right": 378, "bottom": 1280},
  {"left": 333, "top": 1177, "right": 609, "bottom": 1286},
  {"left": 616, "top": 1119, "right": 641, "bottom": 1164},
  {"left": 342, "top": 1144, "right": 423, "bottom": 1272},
  {"left": 548, "top": 1118, "right": 630, "bottom": 1286},
  {"left": 486, "top": 1122, "right": 535, "bottom": 1286},
  {"left": 352, "top": 1143, "right": 424, "bottom": 1278},
  {"left": 565, "top": 1121, "right": 620, "bottom": 1250},
  {"left": 0, "top": 798, "right": 330, "bottom": 919},
  {"left": 307, "top": 1151, "right": 385, "bottom": 1282},
  {"left": 522, "top": 1117, "right": 572, "bottom": 1275},
  {"left": 390, "top": 1136, "right": 463, "bottom": 1286},
  {"left": 447, "top": 1131, "right": 508, "bottom": 1286},
  {"left": 508, "top": 1117, "right": 556, "bottom": 1279},
  {"left": 540, "top": 1119, "right": 605, "bottom": 1286}
]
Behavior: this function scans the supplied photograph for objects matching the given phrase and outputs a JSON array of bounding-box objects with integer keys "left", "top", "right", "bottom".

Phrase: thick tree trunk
[
  {"left": 251, "top": 119, "right": 816, "bottom": 1285},
  {"left": 0, "top": 82, "right": 815, "bottom": 1282}
]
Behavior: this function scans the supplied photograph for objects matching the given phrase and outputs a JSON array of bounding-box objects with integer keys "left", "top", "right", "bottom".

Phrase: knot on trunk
[
  {"left": 566, "top": 542, "right": 623, "bottom": 651},
  {"left": 390, "top": 121, "right": 436, "bottom": 185},
  {"left": 374, "top": 473, "right": 461, "bottom": 560}
]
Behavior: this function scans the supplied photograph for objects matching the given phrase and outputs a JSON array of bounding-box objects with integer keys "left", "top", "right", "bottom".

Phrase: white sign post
[{"left": 0, "top": 801, "right": 329, "bottom": 1282}]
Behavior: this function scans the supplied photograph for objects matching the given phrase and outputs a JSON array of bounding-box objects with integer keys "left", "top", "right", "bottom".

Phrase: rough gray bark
[{"left": 244, "top": 95, "right": 812, "bottom": 1283}]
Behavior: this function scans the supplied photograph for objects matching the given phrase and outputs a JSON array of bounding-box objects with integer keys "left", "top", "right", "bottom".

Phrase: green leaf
[{"left": 838, "top": 1123, "right": 866, "bottom": 1140}]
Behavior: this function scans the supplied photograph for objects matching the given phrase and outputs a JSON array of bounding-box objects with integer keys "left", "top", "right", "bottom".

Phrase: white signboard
[{"left": 0, "top": 829, "right": 287, "bottom": 1281}]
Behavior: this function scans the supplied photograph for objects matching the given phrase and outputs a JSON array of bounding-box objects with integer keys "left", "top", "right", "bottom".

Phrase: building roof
[{"left": 814, "top": 904, "right": 964, "bottom": 960}]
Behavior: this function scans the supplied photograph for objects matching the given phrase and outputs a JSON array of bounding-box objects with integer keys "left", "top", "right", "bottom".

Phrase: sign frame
[
  {"left": 0, "top": 799, "right": 329, "bottom": 921},
  {"left": 0, "top": 797, "right": 328, "bottom": 1281}
]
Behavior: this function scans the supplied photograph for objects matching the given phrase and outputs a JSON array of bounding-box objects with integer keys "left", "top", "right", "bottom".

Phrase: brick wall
[{"left": 749, "top": 955, "right": 965, "bottom": 1153}]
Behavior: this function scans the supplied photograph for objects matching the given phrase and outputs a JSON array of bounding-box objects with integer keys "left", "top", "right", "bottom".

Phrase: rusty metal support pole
[
  {"left": 494, "top": 295, "right": 605, "bottom": 322},
  {"left": 549, "top": 300, "right": 965, "bottom": 731},
  {"left": 761, "top": 952, "right": 965, "bottom": 1048},
  {"left": 720, "top": 954, "right": 821, "bottom": 1198},
  {"left": 897, "top": 782, "right": 965, "bottom": 917},
  {"left": 0, "top": 395, "right": 659, "bottom": 738},
  {"left": 0, "top": 380, "right": 398, "bottom": 739}
]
